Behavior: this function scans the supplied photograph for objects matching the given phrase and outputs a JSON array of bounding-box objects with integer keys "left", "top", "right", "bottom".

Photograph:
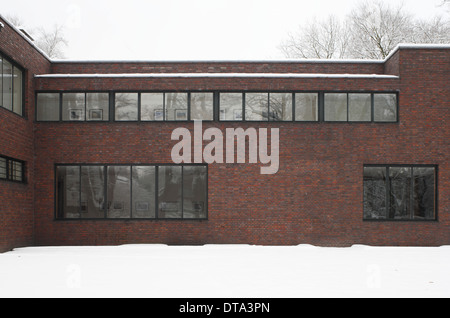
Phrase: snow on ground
[{"left": 0, "top": 244, "right": 449, "bottom": 298}]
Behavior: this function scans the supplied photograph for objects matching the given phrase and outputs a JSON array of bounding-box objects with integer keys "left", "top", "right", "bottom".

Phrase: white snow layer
[
  {"left": 0, "top": 244, "right": 449, "bottom": 298},
  {"left": 35, "top": 73, "right": 399, "bottom": 79}
]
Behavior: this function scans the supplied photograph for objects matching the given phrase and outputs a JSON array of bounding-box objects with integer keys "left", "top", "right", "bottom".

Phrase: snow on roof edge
[
  {"left": 0, "top": 14, "right": 51, "bottom": 62},
  {"left": 35, "top": 73, "right": 399, "bottom": 79}
]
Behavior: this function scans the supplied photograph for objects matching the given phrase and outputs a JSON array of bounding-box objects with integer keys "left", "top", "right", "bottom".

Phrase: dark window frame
[
  {"left": 36, "top": 90, "right": 399, "bottom": 123},
  {"left": 0, "top": 154, "right": 26, "bottom": 184},
  {"left": 363, "top": 164, "right": 438, "bottom": 222},
  {"left": 54, "top": 163, "right": 208, "bottom": 221},
  {"left": 0, "top": 51, "right": 26, "bottom": 118}
]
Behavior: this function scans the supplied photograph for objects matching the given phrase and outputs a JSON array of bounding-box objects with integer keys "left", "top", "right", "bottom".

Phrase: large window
[
  {"left": 37, "top": 91, "right": 398, "bottom": 123},
  {"left": 0, "top": 155, "right": 25, "bottom": 183},
  {"left": 363, "top": 165, "right": 437, "bottom": 221},
  {"left": 37, "top": 92, "right": 110, "bottom": 121},
  {"left": 325, "top": 93, "right": 397, "bottom": 122},
  {"left": 0, "top": 54, "right": 23, "bottom": 116},
  {"left": 56, "top": 164, "right": 207, "bottom": 220}
]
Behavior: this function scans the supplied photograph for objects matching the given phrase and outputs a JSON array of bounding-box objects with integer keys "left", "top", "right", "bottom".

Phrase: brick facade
[{"left": 1, "top": 16, "right": 449, "bottom": 252}]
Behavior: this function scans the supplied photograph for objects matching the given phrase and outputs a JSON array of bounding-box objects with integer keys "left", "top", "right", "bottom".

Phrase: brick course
[{"left": 1, "top": 16, "right": 449, "bottom": 251}]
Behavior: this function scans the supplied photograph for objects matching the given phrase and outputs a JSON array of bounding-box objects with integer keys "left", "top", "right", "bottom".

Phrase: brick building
[{"left": 1, "top": 15, "right": 449, "bottom": 252}]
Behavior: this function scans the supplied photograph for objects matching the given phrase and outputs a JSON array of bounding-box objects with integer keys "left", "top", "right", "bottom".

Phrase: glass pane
[
  {"left": 37, "top": 93, "right": 60, "bottom": 121},
  {"left": 158, "top": 166, "right": 182, "bottom": 218},
  {"left": 245, "top": 93, "right": 268, "bottom": 121},
  {"left": 295, "top": 93, "right": 318, "bottom": 121},
  {"left": 220, "top": 93, "right": 243, "bottom": 121},
  {"left": 325, "top": 93, "right": 347, "bottom": 121},
  {"left": 107, "top": 166, "right": 131, "bottom": 219},
  {"left": 349, "top": 94, "right": 371, "bottom": 122},
  {"left": 2, "top": 60, "right": 13, "bottom": 111},
  {"left": 13, "top": 67, "right": 23, "bottom": 116},
  {"left": 80, "top": 166, "right": 105, "bottom": 219},
  {"left": 413, "top": 167, "right": 435, "bottom": 220},
  {"left": 0, "top": 157, "right": 7, "bottom": 179},
  {"left": 364, "top": 167, "right": 387, "bottom": 219},
  {"left": 132, "top": 166, "right": 156, "bottom": 218},
  {"left": 62, "top": 93, "right": 85, "bottom": 121},
  {"left": 191, "top": 93, "right": 214, "bottom": 121},
  {"left": 10, "top": 161, "right": 23, "bottom": 182},
  {"left": 183, "top": 166, "right": 207, "bottom": 219},
  {"left": 374, "top": 94, "right": 397, "bottom": 122},
  {"left": 115, "top": 93, "right": 138, "bottom": 121},
  {"left": 166, "top": 93, "right": 188, "bottom": 121},
  {"left": 269, "top": 93, "right": 292, "bottom": 121},
  {"left": 87, "top": 93, "right": 109, "bottom": 121},
  {"left": 389, "top": 167, "right": 412, "bottom": 219},
  {"left": 56, "top": 166, "right": 80, "bottom": 219},
  {"left": 141, "top": 93, "right": 164, "bottom": 121}
]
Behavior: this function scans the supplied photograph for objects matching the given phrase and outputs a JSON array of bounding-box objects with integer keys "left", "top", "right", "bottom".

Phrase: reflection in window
[
  {"left": 325, "top": 93, "right": 347, "bottom": 121},
  {"left": 56, "top": 165, "right": 208, "bottom": 220},
  {"left": 107, "top": 166, "right": 131, "bottom": 219},
  {"left": 87, "top": 93, "right": 109, "bottom": 121},
  {"left": 364, "top": 167, "right": 387, "bottom": 219},
  {"left": 81, "top": 166, "right": 105, "bottom": 219},
  {"left": 0, "top": 156, "right": 25, "bottom": 183},
  {"left": 37, "top": 93, "right": 60, "bottom": 121},
  {"left": 191, "top": 93, "right": 214, "bottom": 121},
  {"left": 141, "top": 93, "right": 164, "bottom": 121},
  {"left": 246, "top": 93, "right": 268, "bottom": 121},
  {"left": 349, "top": 94, "right": 371, "bottom": 122},
  {"left": 62, "top": 93, "right": 85, "bottom": 121},
  {"left": 13, "top": 67, "right": 23, "bottom": 116},
  {"left": 295, "top": 93, "right": 318, "bottom": 121},
  {"left": 132, "top": 166, "right": 156, "bottom": 218},
  {"left": 374, "top": 94, "right": 397, "bottom": 122},
  {"left": 183, "top": 166, "right": 207, "bottom": 219},
  {"left": 115, "top": 93, "right": 138, "bottom": 121},
  {"left": 2, "top": 59, "right": 12, "bottom": 111},
  {"left": 220, "top": 93, "right": 243, "bottom": 121},
  {"left": 166, "top": 93, "right": 188, "bottom": 121},
  {"left": 0, "top": 55, "right": 23, "bottom": 116},
  {"left": 364, "top": 166, "right": 436, "bottom": 221},
  {"left": 269, "top": 93, "right": 292, "bottom": 121},
  {"left": 158, "top": 166, "right": 182, "bottom": 218},
  {"left": 56, "top": 166, "right": 80, "bottom": 219}
]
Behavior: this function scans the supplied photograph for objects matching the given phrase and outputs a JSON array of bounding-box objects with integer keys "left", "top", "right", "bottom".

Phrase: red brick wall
[
  {"left": 0, "top": 17, "right": 51, "bottom": 252},
  {"left": 33, "top": 48, "right": 449, "bottom": 247}
]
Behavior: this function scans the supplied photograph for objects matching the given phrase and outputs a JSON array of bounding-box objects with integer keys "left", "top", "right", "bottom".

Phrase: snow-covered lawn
[{"left": 0, "top": 244, "right": 449, "bottom": 298}]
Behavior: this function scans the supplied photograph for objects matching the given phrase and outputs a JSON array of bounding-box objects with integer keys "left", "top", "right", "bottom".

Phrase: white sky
[{"left": 1, "top": 0, "right": 449, "bottom": 60}]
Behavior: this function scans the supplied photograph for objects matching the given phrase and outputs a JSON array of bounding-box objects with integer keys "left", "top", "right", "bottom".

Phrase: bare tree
[
  {"left": 34, "top": 24, "right": 68, "bottom": 59},
  {"left": 280, "top": 0, "right": 450, "bottom": 60},
  {"left": 280, "top": 15, "right": 350, "bottom": 59}
]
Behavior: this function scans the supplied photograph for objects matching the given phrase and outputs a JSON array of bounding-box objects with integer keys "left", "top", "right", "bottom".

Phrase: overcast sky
[{"left": 1, "top": 0, "right": 449, "bottom": 60}]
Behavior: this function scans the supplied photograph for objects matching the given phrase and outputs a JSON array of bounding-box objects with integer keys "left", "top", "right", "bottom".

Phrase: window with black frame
[
  {"left": 56, "top": 164, "right": 207, "bottom": 220},
  {"left": 0, "top": 155, "right": 25, "bottom": 183},
  {"left": 363, "top": 165, "right": 436, "bottom": 221},
  {"left": 0, "top": 54, "right": 23, "bottom": 116}
]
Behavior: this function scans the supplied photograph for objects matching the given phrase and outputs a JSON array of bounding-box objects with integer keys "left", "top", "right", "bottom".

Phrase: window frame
[
  {"left": 36, "top": 90, "right": 399, "bottom": 123},
  {"left": 0, "top": 51, "right": 26, "bottom": 118},
  {"left": 363, "top": 164, "right": 438, "bottom": 222},
  {"left": 54, "top": 163, "right": 208, "bottom": 221},
  {"left": 0, "top": 154, "right": 26, "bottom": 184}
]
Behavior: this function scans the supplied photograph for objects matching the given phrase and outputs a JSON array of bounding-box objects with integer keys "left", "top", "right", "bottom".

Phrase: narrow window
[
  {"left": 220, "top": 93, "right": 243, "bottom": 121},
  {"left": 324, "top": 93, "right": 347, "bottom": 121},
  {"left": 183, "top": 166, "right": 207, "bottom": 219},
  {"left": 245, "top": 93, "right": 268, "bottom": 121},
  {"left": 2, "top": 59, "right": 13, "bottom": 111},
  {"left": 107, "top": 166, "right": 131, "bottom": 219},
  {"left": 115, "top": 93, "right": 138, "bottom": 121},
  {"left": 13, "top": 67, "right": 23, "bottom": 116},
  {"left": 37, "top": 93, "right": 60, "bottom": 121},
  {"left": 132, "top": 166, "right": 156, "bottom": 218},
  {"left": 87, "top": 93, "right": 109, "bottom": 121},
  {"left": 374, "top": 94, "right": 397, "bottom": 122},
  {"left": 190, "top": 92, "right": 214, "bottom": 121},
  {"left": 363, "top": 167, "right": 387, "bottom": 219},
  {"left": 158, "top": 166, "right": 182, "bottom": 218},
  {"left": 295, "top": 93, "right": 318, "bottom": 122},
  {"left": 80, "top": 166, "right": 105, "bottom": 219},
  {"left": 269, "top": 93, "right": 292, "bottom": 121},
  {"left": 56, "top": 166, "right": 81, "bottom": 219}
]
